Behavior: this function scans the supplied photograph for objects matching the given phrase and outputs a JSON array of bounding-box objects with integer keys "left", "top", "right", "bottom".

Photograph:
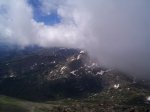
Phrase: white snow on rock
[
  {"left": 91, "top": 63, "right": 97, "bottom": 67},
  {"left": 61, "top": 66, "right": 67, "bottom": 71},
  {"left": 80, "top": 50, "right": 85, "bottom": 54},
  {"left": 127, "top": 88, "right": 130, "bottom": 90},
  {"left": 77, "top": 50, "right": 86, "bottom": 60},
  {"left": 70, "top": 70, "right": 77, "bottom": 76},
  {"left": 146, "top": 96, "right": 150, "bottom": 101},
  {"left": 96, "top": 70, "right": 105, "bottom": 75},
  {"left": 9, "top": 74, "right": 15, "bottom": 78},
  {"left": 9, "top": 72, "right": 16, "bottom": 78},
  {"left": 113, "top": 84, "right": 120, "bottom": 89},
  {"left": 88, "top": 71, "right": 91, "bottom": 73},
  {"left": 60, "top": 66, "right": 67, "bottom": 74},
  {"left": 49, "top": 71, "right": 53, "bottom": 74},
  {"left": 30, "top": 63, "right": 38, "bottom": 70},
  {"left": 51, "top": 61, "right": 56, "bottom": 64},
  {"left": 77, "top": 54, "right": 82, "bottom": 60},
  {"left": 71, "top": 58, "right": 75, "bottom": 61}
]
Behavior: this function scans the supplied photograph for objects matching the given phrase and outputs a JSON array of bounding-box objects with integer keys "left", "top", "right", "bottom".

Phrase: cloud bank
[{"left": 0, "top": 0, "right": 149, "bottom": 78}]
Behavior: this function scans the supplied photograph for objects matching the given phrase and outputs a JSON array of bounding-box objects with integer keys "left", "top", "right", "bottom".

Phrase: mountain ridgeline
[
  {"left": 0, "top": 46, "right": 150, "bottom": 112},
  {"left": 0, "top": 47, "right": 103, "bottom": 100}
]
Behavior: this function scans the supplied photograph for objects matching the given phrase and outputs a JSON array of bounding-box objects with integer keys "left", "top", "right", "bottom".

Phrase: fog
[{"left": 0, "top": 0, "right": 149, "bottom": 78}]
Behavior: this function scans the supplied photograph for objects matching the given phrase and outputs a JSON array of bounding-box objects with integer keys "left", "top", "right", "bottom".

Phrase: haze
[{"left": 0, "top": 0, "right": 149, "bottom": 78}]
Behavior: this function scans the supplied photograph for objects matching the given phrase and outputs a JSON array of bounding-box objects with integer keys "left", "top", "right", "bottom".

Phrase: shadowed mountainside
[{"left": 0, "top": 46, "right": 150, "bottom": 112}]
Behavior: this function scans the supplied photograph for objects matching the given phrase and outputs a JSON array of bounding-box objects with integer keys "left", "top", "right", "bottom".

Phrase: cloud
[
  {"left": 0, "top": 0, "right": 149, "bottom": 78},
  {"left": 0, "top": 0, "right": 83, "bottom": 47}
]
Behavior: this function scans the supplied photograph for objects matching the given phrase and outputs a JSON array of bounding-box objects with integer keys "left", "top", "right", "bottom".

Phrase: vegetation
[{"left": 0, "top": 47, "right": 150, "bottom": 112}]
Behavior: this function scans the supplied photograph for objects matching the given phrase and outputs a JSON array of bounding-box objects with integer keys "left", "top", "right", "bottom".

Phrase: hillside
[{"left": 0, "top": 47, "right": 150, "bottom": 112}]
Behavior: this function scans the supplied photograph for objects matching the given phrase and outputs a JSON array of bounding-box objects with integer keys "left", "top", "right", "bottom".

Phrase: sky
[
  {"left": 28, "top": 0, "right": 61, "bottom": 25},
  {"left": 0, "top": 0, "right": 149, "bottom": 78}
]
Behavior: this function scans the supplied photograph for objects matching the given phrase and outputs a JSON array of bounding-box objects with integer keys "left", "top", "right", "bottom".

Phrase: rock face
[
  {"left": 0, "top": 47, "right": 103, "bottom": 100},
  {"left": 0, "top": 47, "right": 150, "bottom": 111}
]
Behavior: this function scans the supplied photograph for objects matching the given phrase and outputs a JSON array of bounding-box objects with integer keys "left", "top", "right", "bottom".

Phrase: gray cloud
[{"left": 0, "top": 0, "right": 149, "bottom": 78}]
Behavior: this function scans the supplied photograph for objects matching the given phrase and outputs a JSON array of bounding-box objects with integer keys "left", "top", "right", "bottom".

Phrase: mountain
[{"left": 0, "top": 46, "right": 150, "bottom": 112}]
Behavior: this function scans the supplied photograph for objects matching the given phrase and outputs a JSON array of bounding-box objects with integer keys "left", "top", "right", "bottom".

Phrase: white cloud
[
  {"left": 0, "top": 0, "right": 149, "bottom": 78},
  {"left": 0, "top": 0, "right": 34, "bottom": 46},
  {"left": 0, "top": 0, "right": 85, "bottom": 48}
]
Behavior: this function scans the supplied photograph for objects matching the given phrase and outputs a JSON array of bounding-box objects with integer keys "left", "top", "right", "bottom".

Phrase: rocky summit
[{"left": 0, "top": 47, "right": 150, "bottom": 112}]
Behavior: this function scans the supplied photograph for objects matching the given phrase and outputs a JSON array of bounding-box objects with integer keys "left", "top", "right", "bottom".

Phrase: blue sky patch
[{"left": 28, "top": 0, "right": 61, "bottom": 25}]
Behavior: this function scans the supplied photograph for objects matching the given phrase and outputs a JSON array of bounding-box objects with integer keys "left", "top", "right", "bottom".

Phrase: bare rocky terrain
[{"left": 0, "top": 46, "right": 150, "bottom": 112}]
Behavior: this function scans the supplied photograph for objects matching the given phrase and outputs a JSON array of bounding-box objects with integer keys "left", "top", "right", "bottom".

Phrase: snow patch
[
  {"left": 30, "top": 63, "right": 38, "bottom": 70},
  {"left": 60, "top": 66, "right": 67, "bottom": 74},
  {"left": 9, "top": 73, "right": 16, "bottom": 78},
  {"left": 70, "top": 58, "right": 75, "bottom": 61},
  {"left": 80, "top": 50, "right": 85, "bottom": 54},
  {"left": 50, "top": 71, "right": 53, "bottom": 74},
  {"left": 10, "top": 74, "right": 15, "bottom": 78},
  {"left": 113, "top": 84, "right": 120, "bottom": 89},
  {"left": 88, "top": 71, "right": 91, "bottom": 73},
  {"left": 61, "top": 66, "right": 67, "bottom": 71},
  {"left": 77, "top": 54, "right": 82, "bottom": 60},
  {"left": 51, "top": 61, "right": 56, "bottom": 64},
  {"left": 91, "top": 63, "right": 97, "bottom": 67},
  {"left": 96, "top": 70, "right": 105, "bottom": 75},
  {"left": 70, "top": 70, "right": 77, "bottom": 76},
  {"left": 146, "top": 96, "right": 150, "bottom": 101}
]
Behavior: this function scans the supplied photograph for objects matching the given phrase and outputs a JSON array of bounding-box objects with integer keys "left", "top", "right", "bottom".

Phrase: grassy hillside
[{"left": 0, "top": 86, "right": 150, "bottom": 112}]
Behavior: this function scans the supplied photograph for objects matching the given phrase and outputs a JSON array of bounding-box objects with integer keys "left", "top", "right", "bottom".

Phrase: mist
[{"left": 0, "top": 0, "right": 149, "bottom": 78}]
